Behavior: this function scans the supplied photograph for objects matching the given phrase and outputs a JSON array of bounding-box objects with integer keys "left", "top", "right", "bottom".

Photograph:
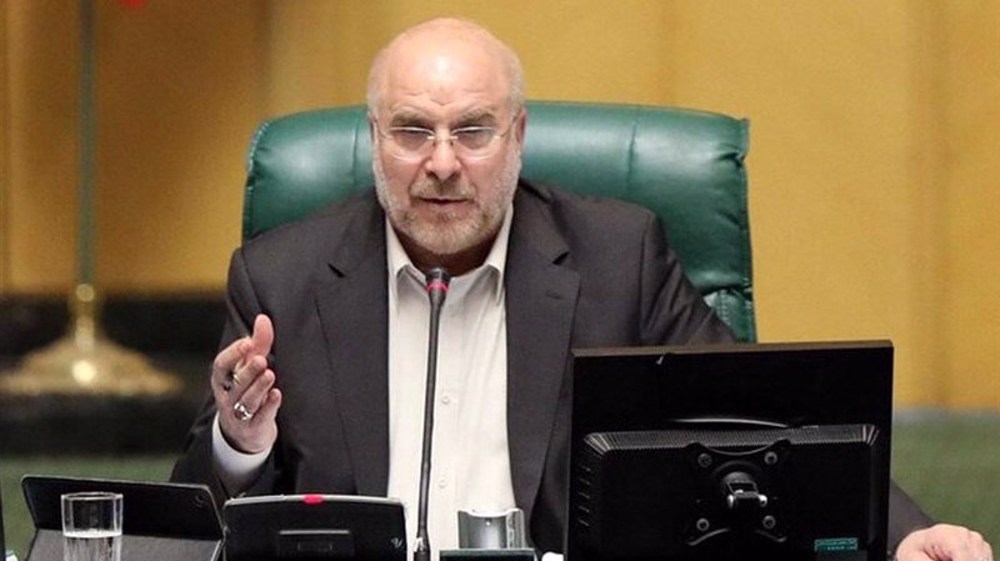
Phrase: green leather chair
[{"left": 242, "top": 101, "right": 756, "bottom": 341}]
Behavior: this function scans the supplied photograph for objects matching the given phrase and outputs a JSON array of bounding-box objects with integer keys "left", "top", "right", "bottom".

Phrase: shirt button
[
  {"left": 437, "top": 478, "right": 448, "bottom": 489},
  {"left": 441, "top": 393, "right": 452, "bottom": 405}
]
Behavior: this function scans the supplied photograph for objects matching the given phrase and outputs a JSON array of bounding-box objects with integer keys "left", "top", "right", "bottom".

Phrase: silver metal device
[{"left": 457, "top": 508, "right": 527, "bottom": 550}]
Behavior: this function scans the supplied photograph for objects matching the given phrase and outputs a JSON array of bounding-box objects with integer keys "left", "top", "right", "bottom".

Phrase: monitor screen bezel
[{"left": 567, "top": 340, "right": 894, "bottom": 561}]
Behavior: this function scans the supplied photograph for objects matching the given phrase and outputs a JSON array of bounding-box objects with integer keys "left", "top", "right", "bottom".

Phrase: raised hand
[{"left": 211, "top": 314, "right": 283, "bottom": 454}]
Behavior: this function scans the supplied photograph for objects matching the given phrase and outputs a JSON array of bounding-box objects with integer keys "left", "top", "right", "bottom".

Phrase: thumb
[{"left": 251, "top": 314, "right": 275, "bottom": 355}]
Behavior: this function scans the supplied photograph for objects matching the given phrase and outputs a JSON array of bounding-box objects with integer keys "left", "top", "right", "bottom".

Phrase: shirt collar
[{"left": 386, "top": 204, "right": 514, "bottom": 304}]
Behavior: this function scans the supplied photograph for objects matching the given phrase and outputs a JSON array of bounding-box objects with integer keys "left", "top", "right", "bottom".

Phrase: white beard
[{"left": 373, "top": 147, "right": 520, "bottom": 258}]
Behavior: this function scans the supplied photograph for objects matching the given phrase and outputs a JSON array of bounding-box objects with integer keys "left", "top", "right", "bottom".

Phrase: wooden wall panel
[{"left": 3, "top": 0, "right": 997, "bottom": 408}]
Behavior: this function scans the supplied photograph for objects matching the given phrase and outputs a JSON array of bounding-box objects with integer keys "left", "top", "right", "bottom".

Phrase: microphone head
[{"left": 425, "top": 267, "right": 451, "bottom": 306}]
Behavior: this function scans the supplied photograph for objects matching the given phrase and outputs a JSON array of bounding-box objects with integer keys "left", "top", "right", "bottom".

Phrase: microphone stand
[{"left": 415, "top": 268, "right": 450, "bottom": 561}]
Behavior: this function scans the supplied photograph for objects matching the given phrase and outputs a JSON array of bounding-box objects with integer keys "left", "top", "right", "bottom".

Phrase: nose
[{"left": 424, "top": 137, "right": 461, "bottom": 181}]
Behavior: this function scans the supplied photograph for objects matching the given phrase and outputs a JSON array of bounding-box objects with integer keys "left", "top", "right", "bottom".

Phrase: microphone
[{"left": 415, "top": 267, "right": 450, "bottom": 561}]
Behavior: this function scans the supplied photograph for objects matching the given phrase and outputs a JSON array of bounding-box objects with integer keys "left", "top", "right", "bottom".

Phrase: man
[{"left": 173, "top": 17, "right": 992, "bottom": 561}]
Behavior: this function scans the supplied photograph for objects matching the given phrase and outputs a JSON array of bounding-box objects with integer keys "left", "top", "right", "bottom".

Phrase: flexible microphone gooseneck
[{"left": 415, "top": 267, "right": 451, "bottom": 561}]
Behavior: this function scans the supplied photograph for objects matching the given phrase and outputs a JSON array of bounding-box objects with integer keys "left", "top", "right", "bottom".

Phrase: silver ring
[{"left": 233, "top": 401, "right": 254, "bottom": 422}]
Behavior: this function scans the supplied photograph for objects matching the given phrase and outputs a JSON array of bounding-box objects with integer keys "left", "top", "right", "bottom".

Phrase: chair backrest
[{"left": 243, "top": 101, "right": 756, "bottom": 342}]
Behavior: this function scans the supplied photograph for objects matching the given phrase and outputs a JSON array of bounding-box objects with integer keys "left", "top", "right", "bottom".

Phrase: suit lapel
[
  {"left": 314, "top": 194, "right": 391, "bottom": 496},
  {"left": 505, "top": 186, "right": 580, "bottom": 520}
]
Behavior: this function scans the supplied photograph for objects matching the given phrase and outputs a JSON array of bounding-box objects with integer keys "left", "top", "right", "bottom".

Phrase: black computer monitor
[{"left": 567, "top": 340, "right": 893, "bottom": 561}]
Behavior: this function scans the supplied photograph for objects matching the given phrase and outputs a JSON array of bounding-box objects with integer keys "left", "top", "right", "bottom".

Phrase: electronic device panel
[{"left": 568, "top": 341, "right": 893, "bottom": 561}]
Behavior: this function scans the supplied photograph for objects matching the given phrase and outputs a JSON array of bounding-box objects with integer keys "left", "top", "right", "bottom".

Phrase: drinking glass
[{"left": 61, "top": 492, "right": 123, "bottom": 561}]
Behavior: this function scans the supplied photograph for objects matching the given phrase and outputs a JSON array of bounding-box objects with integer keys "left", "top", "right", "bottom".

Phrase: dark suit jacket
[{"left": 173, "top": 181, "right": 931, "bottom": 553}]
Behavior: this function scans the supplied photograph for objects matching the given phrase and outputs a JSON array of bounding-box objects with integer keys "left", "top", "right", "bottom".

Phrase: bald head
[{"left": 366, "top": 18, "right": 524, "bottom": 117}]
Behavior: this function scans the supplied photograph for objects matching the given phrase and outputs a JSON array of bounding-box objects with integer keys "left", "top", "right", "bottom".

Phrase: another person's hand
[
  {"left": 895, "top": 523, "right": 993, "bottom": 561},
  {"left": 212, "top": 314, "right": 282, "bottom": 454}
]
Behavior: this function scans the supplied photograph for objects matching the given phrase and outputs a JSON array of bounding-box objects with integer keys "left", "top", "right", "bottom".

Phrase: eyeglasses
[{"left": 373, "top": 113, "right": 519, "bottom": 161}]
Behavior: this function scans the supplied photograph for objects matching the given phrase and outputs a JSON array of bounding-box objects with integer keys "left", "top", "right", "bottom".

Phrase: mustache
[{"left": 411, "top": 179, "right": 474, "bottom": 200}]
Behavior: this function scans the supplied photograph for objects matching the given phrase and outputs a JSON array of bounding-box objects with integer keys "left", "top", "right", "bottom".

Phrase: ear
[{"left": 513, "top": 109, "right": 528, "bottom": 148}]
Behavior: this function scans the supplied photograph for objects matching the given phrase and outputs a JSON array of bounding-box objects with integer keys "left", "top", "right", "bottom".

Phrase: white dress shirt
[{"left": 385, "top": 206, "right": 516, "bottom": 551}]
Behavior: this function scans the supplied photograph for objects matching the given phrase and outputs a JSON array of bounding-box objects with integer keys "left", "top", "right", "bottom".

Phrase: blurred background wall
[{"left": 2, "top": 0, "right": 998, "bottom": 411}]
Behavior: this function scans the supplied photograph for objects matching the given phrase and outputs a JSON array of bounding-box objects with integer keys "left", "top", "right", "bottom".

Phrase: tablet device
[
  {"left": 224, "top": 494, "right": 406, "bottom": 561},
  {"left": 21, "top": 475, "right": 222, "bottom": 561}
]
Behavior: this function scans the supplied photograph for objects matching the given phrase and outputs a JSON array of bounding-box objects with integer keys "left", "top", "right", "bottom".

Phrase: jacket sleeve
[
  {"left": 888, "top": 481, "right": 934, "bottom": 555},
  {"left": 639, "top": 213, "right": 736, "bottom": 346}
]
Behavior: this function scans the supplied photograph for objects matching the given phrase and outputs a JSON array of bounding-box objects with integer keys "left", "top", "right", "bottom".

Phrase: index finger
[{"left": 212, "top": 337, "right": 250, "bottom": 377}]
